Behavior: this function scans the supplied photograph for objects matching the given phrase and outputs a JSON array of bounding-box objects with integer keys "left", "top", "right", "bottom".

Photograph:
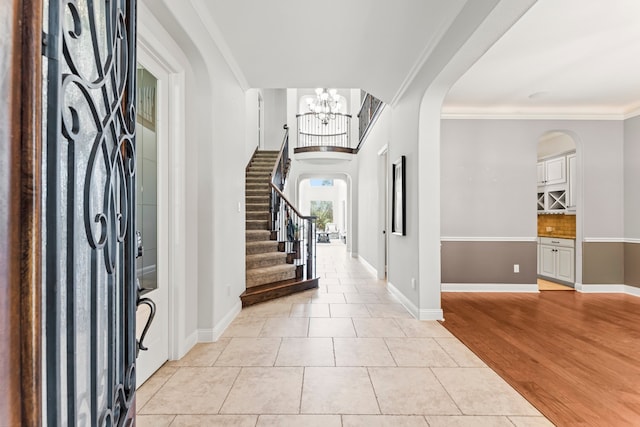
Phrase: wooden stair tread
[{"left": 240, "top": 277, "right": 320, "bottom": 307}]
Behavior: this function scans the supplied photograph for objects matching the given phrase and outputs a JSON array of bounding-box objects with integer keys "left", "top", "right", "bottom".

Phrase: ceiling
[
  {"left": 194, "top": 0, "right": 467, "bottom": 103},
  {"left": 192, "top": 0, "right": 640, "bottom": 118},
  {"left": 442, "top": 0, "right": 640, "bottom": 118}
]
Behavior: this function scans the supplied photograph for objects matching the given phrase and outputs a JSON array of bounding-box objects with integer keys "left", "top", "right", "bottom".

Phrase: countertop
[{"left": 538, "top": 233, "right": 575, "bottom": 239}]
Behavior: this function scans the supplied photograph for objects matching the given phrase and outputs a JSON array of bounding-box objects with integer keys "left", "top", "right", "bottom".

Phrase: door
[
  {"left": 556, "top": 247, "right": 575, "bottom": 283},
  {"left": 539, "top": 245, "right": 557, "bottom": 278},
  {"left": 135, "top": 65, "right": 169, "bottom": 385},
  {"left": 42, "top": 1, "right": 142, "bottom": 425}
]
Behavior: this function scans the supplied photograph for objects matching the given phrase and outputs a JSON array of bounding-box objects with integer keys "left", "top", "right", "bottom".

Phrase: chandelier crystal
[{"left": 308, "top": 88, "right": 341, "bottom": 125}]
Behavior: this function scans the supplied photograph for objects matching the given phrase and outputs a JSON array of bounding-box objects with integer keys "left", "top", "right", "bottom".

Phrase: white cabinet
[
  {"left": 538, "top": 237, "right": 574, "bottom": 283},
  {"left": 537, "top": 156, "right": 566, "bottom": 187},
  {"left": 566, "top": 153, "right": 576, "bottom": 210}
]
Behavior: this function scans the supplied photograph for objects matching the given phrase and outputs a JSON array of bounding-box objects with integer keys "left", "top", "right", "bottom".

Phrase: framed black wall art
[{"left": 392, "top": 156, "right": 406, "bottom": 236}]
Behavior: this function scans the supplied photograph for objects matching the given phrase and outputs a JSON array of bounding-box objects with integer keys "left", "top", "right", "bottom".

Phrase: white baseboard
[
  {"left": 198, "top": 299, "right": 242, "bottom": 342},
  {"left": 357, "top": 255, "right": 377, "bottom": 277},
  {"left": 442, "top": 283, "right": 539, "bottom": 293},
  {"left": 387, "top": 281, "right": 444, "bottom": 321},
  {"left": 136, "top": 264, "right": 157, "bottom": 276},
  {"left": 575, "top": 283, "right": 640, "bottom": 297},
  {"left": 179, "top": 329, "right": 198, "bottom": 360}
]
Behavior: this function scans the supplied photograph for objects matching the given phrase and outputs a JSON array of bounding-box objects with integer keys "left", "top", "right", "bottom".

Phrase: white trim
[
  {"left": 441, "top": 112, "right": 627, "bottom": 121},
  {"left": 625, "top": 239, "right": 640, "bottom": 244},
  {"left": 211, "top": 300, "right": 242, "bottom": 341},
  {"left": 582, "top": 238, "right": 625, "bottom": 243},
  {"left": 624, "top": 107, "right": 640, "bottom": 120},
  {"left": 178, "top": 330, "right": 198, "bottom": 360},
  {"left": 418, "top": 309, "right": 445, "bottom": 321},
  {"left": 576, "top": 284, "right": 640, "bottom": 297},
  {"left": 197, "top": 300, "right": 242, "bottom": 342},
  {"left": 442, "top": 283, "right": 539, "bottom": 293},
  {"left": 387, "top": 282, "right": 444, "bottom": 320},
  {"left": 190, "top": 0, "right": 250, "bottom": 90},
  {"left": 387, "top": 281, "right": 419, "bottom": 319},
  {"left": 377, "top": 143, "right": 389, "bottom": 156},
  {"left": 357, "top": 255, "right": 377, "bottom": 277},
  {"left": 440, "top": 236, "right": 538, "bottom": 242}
]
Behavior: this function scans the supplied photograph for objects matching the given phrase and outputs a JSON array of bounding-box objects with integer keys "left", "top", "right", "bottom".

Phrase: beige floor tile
[
  {"left": 353, "top": 318, "right": 405, "bottom": 337},
  {"left": 395, "top": 319, "right": 454, "bottom": 337},
  {"left": 326, "top": 285, "right": 359, "bottom": 293},
  {"left": 290, "top": 303, "right": 330, "bottom": 318},
  {"left": 239, "top": 302, "right": 293, "bottom": 318},
  {"left": 329, "top": 303, "right": 371, "bottom": 318},
  {"left": 301, "top": 367, "right": 380, "bottom": 414},
  {"left": 339, "top": 278, "right": 370, "bottom": 285},
  {"left": 365, "top": 303, "right": 412, "bottom": 318},
  {"left": 171, "top": 415, "right": 258, "bottom": 426},
  {"left": 385, "top": 338, "right": 457, "bottom": 367},
  {"left": 434, "top": 337, "right": 487, "bottom": 367},
  {"left": 334, "top": 338, "right": 396, "bottom": 366},
  {"left": 222, "top": 317, "right": 267, "bottom": 338},
  {"left": 220, "top": 367, "right": 303, "bottom": 414},
  {"left": 275, "top": 337, "right": 335, "bottom": 366},
  {"left": 136, "top": 365, "right": 178, "bottom": 410},
  {"left": 425, "top": 415, "right": 514, "bottom": 426},
  {"left": 259, "top": 317, "right": 309, "bottom": 337},
  {"left": 215, "top": 338, "right": 281, "bottom": 366},
  {"left": 257, "top": 414, "right": 341, "bottom": 427},
  {"left": 354, "top": 284, "right": 390, "bottom": 294},
  {"left": 308, "top": 318, "right": 356, "bottom": 337},
  {"left": 508, "top": 416, "right": 555, "bottom": 426},
  {"left": 135, "top": 415, "right": 175, "bottom": 427},
  {"left": 342, "top": 415, "right": 429, "bottom": 426},
  {"left": 344, "top": 293, "right": 382, "bottom": 303},
  {"left": 277, "top": 293, "right": 313, "bottom": 304},
  {"left": 139, "top": 367, "right": 239, "bottom": 414},
  {"left": 311, "top": 293, "right": 346, "bottom": 304},
  {"left": 368, "top": 367, "right": 460, "bottom": 415},
  {"left": 432, "top": 368, "right": 541, "bottom": 416},
  {"left": 165, "top": 340, "right": 230, "bottom": 367}
]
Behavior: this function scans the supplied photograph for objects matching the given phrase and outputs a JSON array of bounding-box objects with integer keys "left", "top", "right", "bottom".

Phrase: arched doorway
[{"left": 536, "top": 131, "right": 578, "bottom": 291}]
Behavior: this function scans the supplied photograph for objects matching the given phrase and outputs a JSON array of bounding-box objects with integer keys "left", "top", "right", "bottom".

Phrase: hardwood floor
[{"left": 440, "top": 292, "right": 640, "bottom": 427}]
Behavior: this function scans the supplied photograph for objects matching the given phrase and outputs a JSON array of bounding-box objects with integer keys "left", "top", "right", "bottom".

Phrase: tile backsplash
[{"left": 537, "top": 214, "right": 576, "bottom": 238}]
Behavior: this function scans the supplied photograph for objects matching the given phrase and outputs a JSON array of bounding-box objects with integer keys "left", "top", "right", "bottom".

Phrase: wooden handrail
[
  {"left": 269, "top": 183, "right": 316, "bottom": 221},
  {"left": 270, "top": 124, "right": 289, "bottom": 186}
]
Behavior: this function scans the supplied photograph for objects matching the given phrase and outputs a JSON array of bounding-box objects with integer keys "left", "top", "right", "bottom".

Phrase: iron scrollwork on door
[
  {"left": 43, "top": 0, "right": 138, "bottom": 425},
  {"left": 135, "top": 230, "right": 156, "bottom": 355}
]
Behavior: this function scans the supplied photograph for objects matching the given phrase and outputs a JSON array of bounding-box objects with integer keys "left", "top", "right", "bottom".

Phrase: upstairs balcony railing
[
  {"left": 295, "top": 112, "right": 354, "bottom": 154},
  {"left": 357, "top": 91, "right": 384, "bottom": 149}
]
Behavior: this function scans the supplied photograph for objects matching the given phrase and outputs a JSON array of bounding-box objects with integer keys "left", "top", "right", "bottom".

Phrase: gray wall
[
  {"left": 440, "top": 119, "right": 625, "bottom": 286},
  {"left": 624, "top": 115, "right": 640, "bottom": 287}
]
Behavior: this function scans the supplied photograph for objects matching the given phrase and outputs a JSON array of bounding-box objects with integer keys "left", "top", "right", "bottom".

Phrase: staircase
[{"left": 242, "top": 150, "right": 318, "bottom": 307}]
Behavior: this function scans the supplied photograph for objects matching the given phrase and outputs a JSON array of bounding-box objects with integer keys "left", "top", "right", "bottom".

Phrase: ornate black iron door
[{"left": 43, "top": 0, "right": 138, "bottom": 425}]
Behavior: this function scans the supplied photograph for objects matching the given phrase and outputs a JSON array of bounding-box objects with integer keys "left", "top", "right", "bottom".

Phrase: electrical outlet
[
  {"left": 546, "top": 226, "right": 553, "bottom": 232},
  {"left": 513, "top": 264, "right": 520, "bottom": 273},
  {"left": 237, "top": 202, "right": 242, "bottom": 213},
  {"left": 411, "top": 278, "right": 416, "bottom": 289}
]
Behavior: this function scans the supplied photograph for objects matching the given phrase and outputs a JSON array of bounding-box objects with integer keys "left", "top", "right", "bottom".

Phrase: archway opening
[{"left": 536, "top": 131, "right": 577, "bottom": 291}]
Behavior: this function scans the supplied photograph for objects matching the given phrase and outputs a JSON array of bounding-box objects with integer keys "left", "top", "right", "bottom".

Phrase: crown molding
[
  {"left": 440, "top": 111, "right": 627, "bottom": 121},
  {"left": 190, "top": 0, "right": 249, "bottom": 91}
]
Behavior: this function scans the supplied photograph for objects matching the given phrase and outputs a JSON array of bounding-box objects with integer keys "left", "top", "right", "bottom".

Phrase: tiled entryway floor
[{"left": 137, "top": 241, "right": 553, "bottom": 426}]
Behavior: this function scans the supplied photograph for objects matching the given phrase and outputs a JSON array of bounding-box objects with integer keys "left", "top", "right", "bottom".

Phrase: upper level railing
[
  {"left": 357, "top": 91, "right": 384, "bottom": 150},
  {"left": 295, "top": 112, "right": 353, "bottom": 153}
]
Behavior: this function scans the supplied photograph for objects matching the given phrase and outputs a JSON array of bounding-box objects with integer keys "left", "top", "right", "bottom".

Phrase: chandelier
[{"left": 308, "top": 88, "right": 341, "bottom": 125}]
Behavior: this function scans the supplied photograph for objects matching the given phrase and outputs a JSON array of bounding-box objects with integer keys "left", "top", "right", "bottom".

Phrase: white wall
[
  {"left": 141, "top": 0, "right": 255, "bottom": 346},
  {"left": 245, "top": 89, "right": 260, "bottom": 158},
  {"left": 263, "top": 88, "right": 288, "bottom": 150},
  {"left": 440, "top": 119, "right": 624, "bottom": 240},
  {"left": 625, "top": 115, "right": 640, "bottom": 239},
  {"left": 356, "top": 108, "right": 391, "bottom": 271}
]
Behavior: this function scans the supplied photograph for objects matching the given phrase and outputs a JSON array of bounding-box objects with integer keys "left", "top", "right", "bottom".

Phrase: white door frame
[
  {"left": 137, "top": 21, "right": 189, "bottom": 372},
  {"left": 377, "top": 144, "right": 389, "bottom": 280}
]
